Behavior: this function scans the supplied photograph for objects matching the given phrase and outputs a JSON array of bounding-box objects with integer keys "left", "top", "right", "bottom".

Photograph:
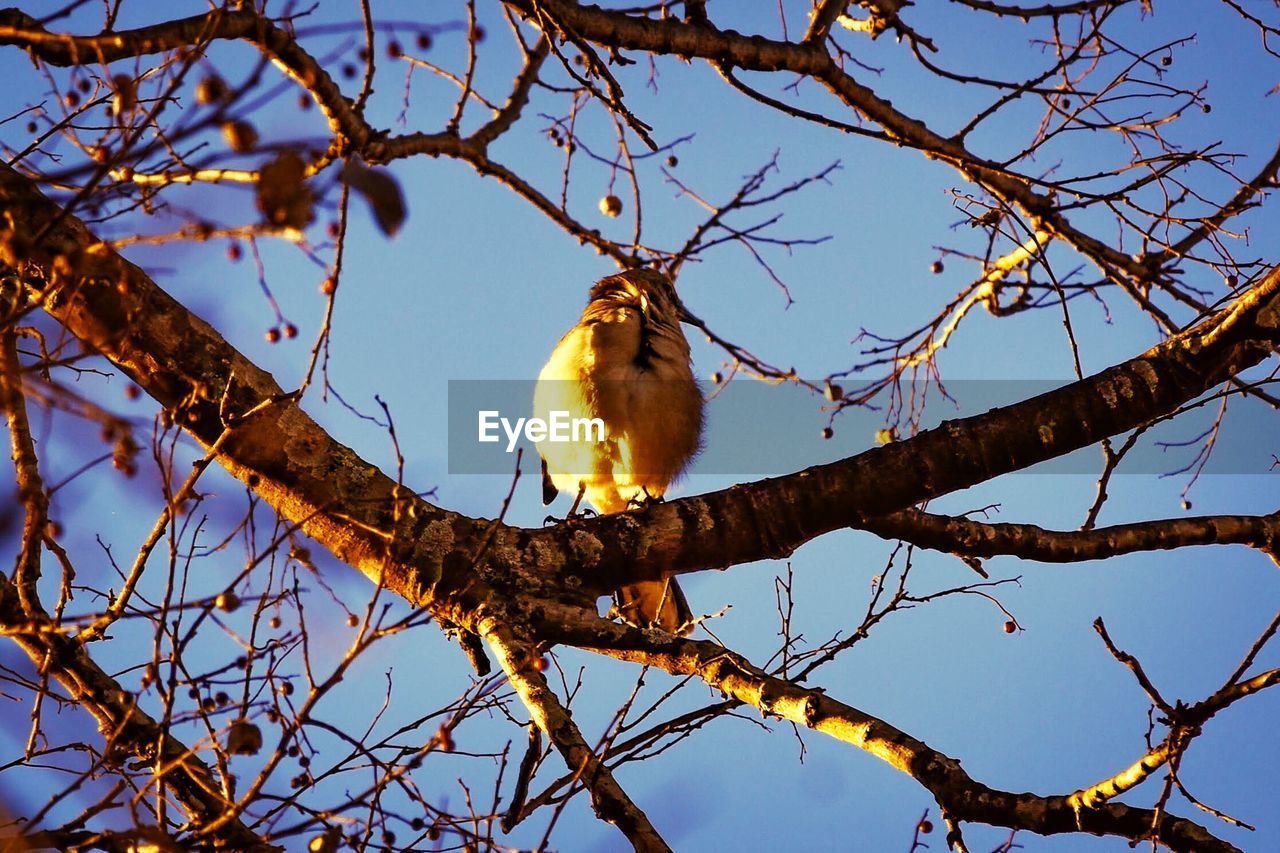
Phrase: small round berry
[
  {"left": 112, "top": 74, "right": 137, "bottom": 113},
  {"left": 666, "top": 155, "right": 679, "bottom": 167},
  {"left": 1202, "top": 103, "right": 1212, "bottom": 114},
  {"left": 1003, "top": 620, "right": 1017, "bottom": 634},
  {"left": 347, "top": 614, "right": 359, "bottom": 628},
  {"left": 266, "top": 327, "right": 282, "bottom": 344},
  {"left": 341, "top": 63, "right": 357, "bottom": 79},
  {"left": 269, "top": 616, "right": 282, "bottom": 630},
  {"left": 387, "top": 41, "right": 403, "bottom": 59},
  {"left": 279, "top": 680, "right": 294, "bottom": 696},
  {"left": 65, "top": 91, "right": 81, "bottom": 108},
  {"left": 711, "top": 371, "right": 723, "bottom": 385},
  {"left": 45, "top": 519, "right": 63, "bottom": 539},
  {"left": 320, "top": 277, "right": 337, "bottom": 295},
  {"left": 216, "top": 592, "right": 241, "bottom": 613},
  {"left": 298, "top": 94, "right": 312, "bottom": 111},
  {"left": 599, "top": 194, "right": 623, "bottom": 218},
  {"left": 416, "top": 33, "right": 433, "bottom": 50},
  {"left": 195, "top": 76, "right": 227, "bottom": 105},
  {"left": 25, "top": 120, "right": 37, "bottom": 134},
  {"left": 125, "top": 384, "right": 142, "bottom": 400},
  {"left": 930, "top": 260, "right": 944, "bottom": 274},
  {"left": 1160, "top": 55, "right": 1171, "bottom": 67},
  {"left": 221, "top": 120, "right": 259, "bottom": 153},
  {"left": 918, "top": 819, "right": 934, "bottom": 834},
  {"left": 227, "top": 243, "right": 243, "bottom": 262},
  {"left": 474, "top": 25, "right": 486, "bottom": 42},
  {"left": 821, "top": 426, "right": 834, "bottom": 440},
  {"left": 77, "top": 78, "right": 92, "bottom": 94},
  {"left": 282, "top": 322, "right": 298, "bottom": 340},
  {"left": 533, "top": 655, "right": 550, "bottom": 672}
]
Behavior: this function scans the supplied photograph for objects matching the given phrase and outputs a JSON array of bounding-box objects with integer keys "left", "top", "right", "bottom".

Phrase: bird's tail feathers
[{"left": 613, "top": 577, "right": 693, "bottom": 636}]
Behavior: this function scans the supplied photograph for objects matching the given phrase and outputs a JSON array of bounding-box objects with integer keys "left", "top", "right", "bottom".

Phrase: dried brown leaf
[{"left": 340, "top": 161, "right": 406, "bottom": 237}]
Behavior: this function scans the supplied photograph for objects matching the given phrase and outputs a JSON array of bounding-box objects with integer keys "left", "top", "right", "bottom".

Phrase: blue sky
[{"left": 1, "top": 2, "right": 1278, "bottom": 850}]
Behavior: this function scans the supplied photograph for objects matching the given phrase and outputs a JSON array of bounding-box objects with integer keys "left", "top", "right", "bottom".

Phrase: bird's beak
[{"left": 677, "top": 304, "right": 696, "bottom": 324}]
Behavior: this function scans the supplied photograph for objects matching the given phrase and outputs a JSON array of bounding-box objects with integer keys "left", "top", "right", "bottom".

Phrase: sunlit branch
[
  {"left": 482, "top": 621, "right": 672, "bottom": 852},
  {"left": 860, "top": 507, "right": 1280, "bottom": 564},
  {"left": 541, "top": 606, "right": 1237, "bottom": 852}
]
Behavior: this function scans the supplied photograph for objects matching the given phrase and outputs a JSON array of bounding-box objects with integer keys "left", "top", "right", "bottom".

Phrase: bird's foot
[
  {"left": 626, "top": 492, "right": 665, "bottom": 511},
  {"left": 542, "top": 508, "right": 598, "bottom": 526}
]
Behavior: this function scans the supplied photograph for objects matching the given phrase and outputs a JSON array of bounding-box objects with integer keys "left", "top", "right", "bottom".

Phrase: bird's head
[{"left": 589, "top": 268, "right": 693, "bottom": 325}]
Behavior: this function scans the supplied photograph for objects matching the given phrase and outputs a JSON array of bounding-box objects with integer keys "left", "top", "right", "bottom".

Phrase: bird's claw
[
  {"left": 542, "top": 508, "right": 597, "bottom": 526},
  {"left": 626, "top": 493, "right": 665, "bottom": 511}
]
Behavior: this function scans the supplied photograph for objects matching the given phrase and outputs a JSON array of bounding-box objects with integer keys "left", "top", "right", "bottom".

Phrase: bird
[{"left": 534, "top": 268, "right": 703, "bottom": 635}]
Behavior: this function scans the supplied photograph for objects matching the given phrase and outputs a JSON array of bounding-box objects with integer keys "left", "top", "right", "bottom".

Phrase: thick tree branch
[
  {"left": 860, "top": 508, "right": 1280, "bottom": 564},
  {"left": 539, "top": 605, "right": 1238, "bottom": 852},
  {"left": 2, "top": 160, "right": 1278, "bottom": 628},
  {"left": 949, "top": 0, "right": 1136, "bottom": 16},
  {"left": 1067, "top": 733, "right": 1179, "bottom": 812},
  {"left": 526, "top": 268, "right": 1280, "bottom": 595},
  {"left": 0, "top": 329, "right": 47, "bottom": 613},
  {"left": 482, "top": 621, "right": 671, "bottom": 852},
  {"left": 0, "top": 162, "right": 506, "bottom": 627},
  {"left": 805, "top": 0, "right": 850, "bottom": 43}
]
